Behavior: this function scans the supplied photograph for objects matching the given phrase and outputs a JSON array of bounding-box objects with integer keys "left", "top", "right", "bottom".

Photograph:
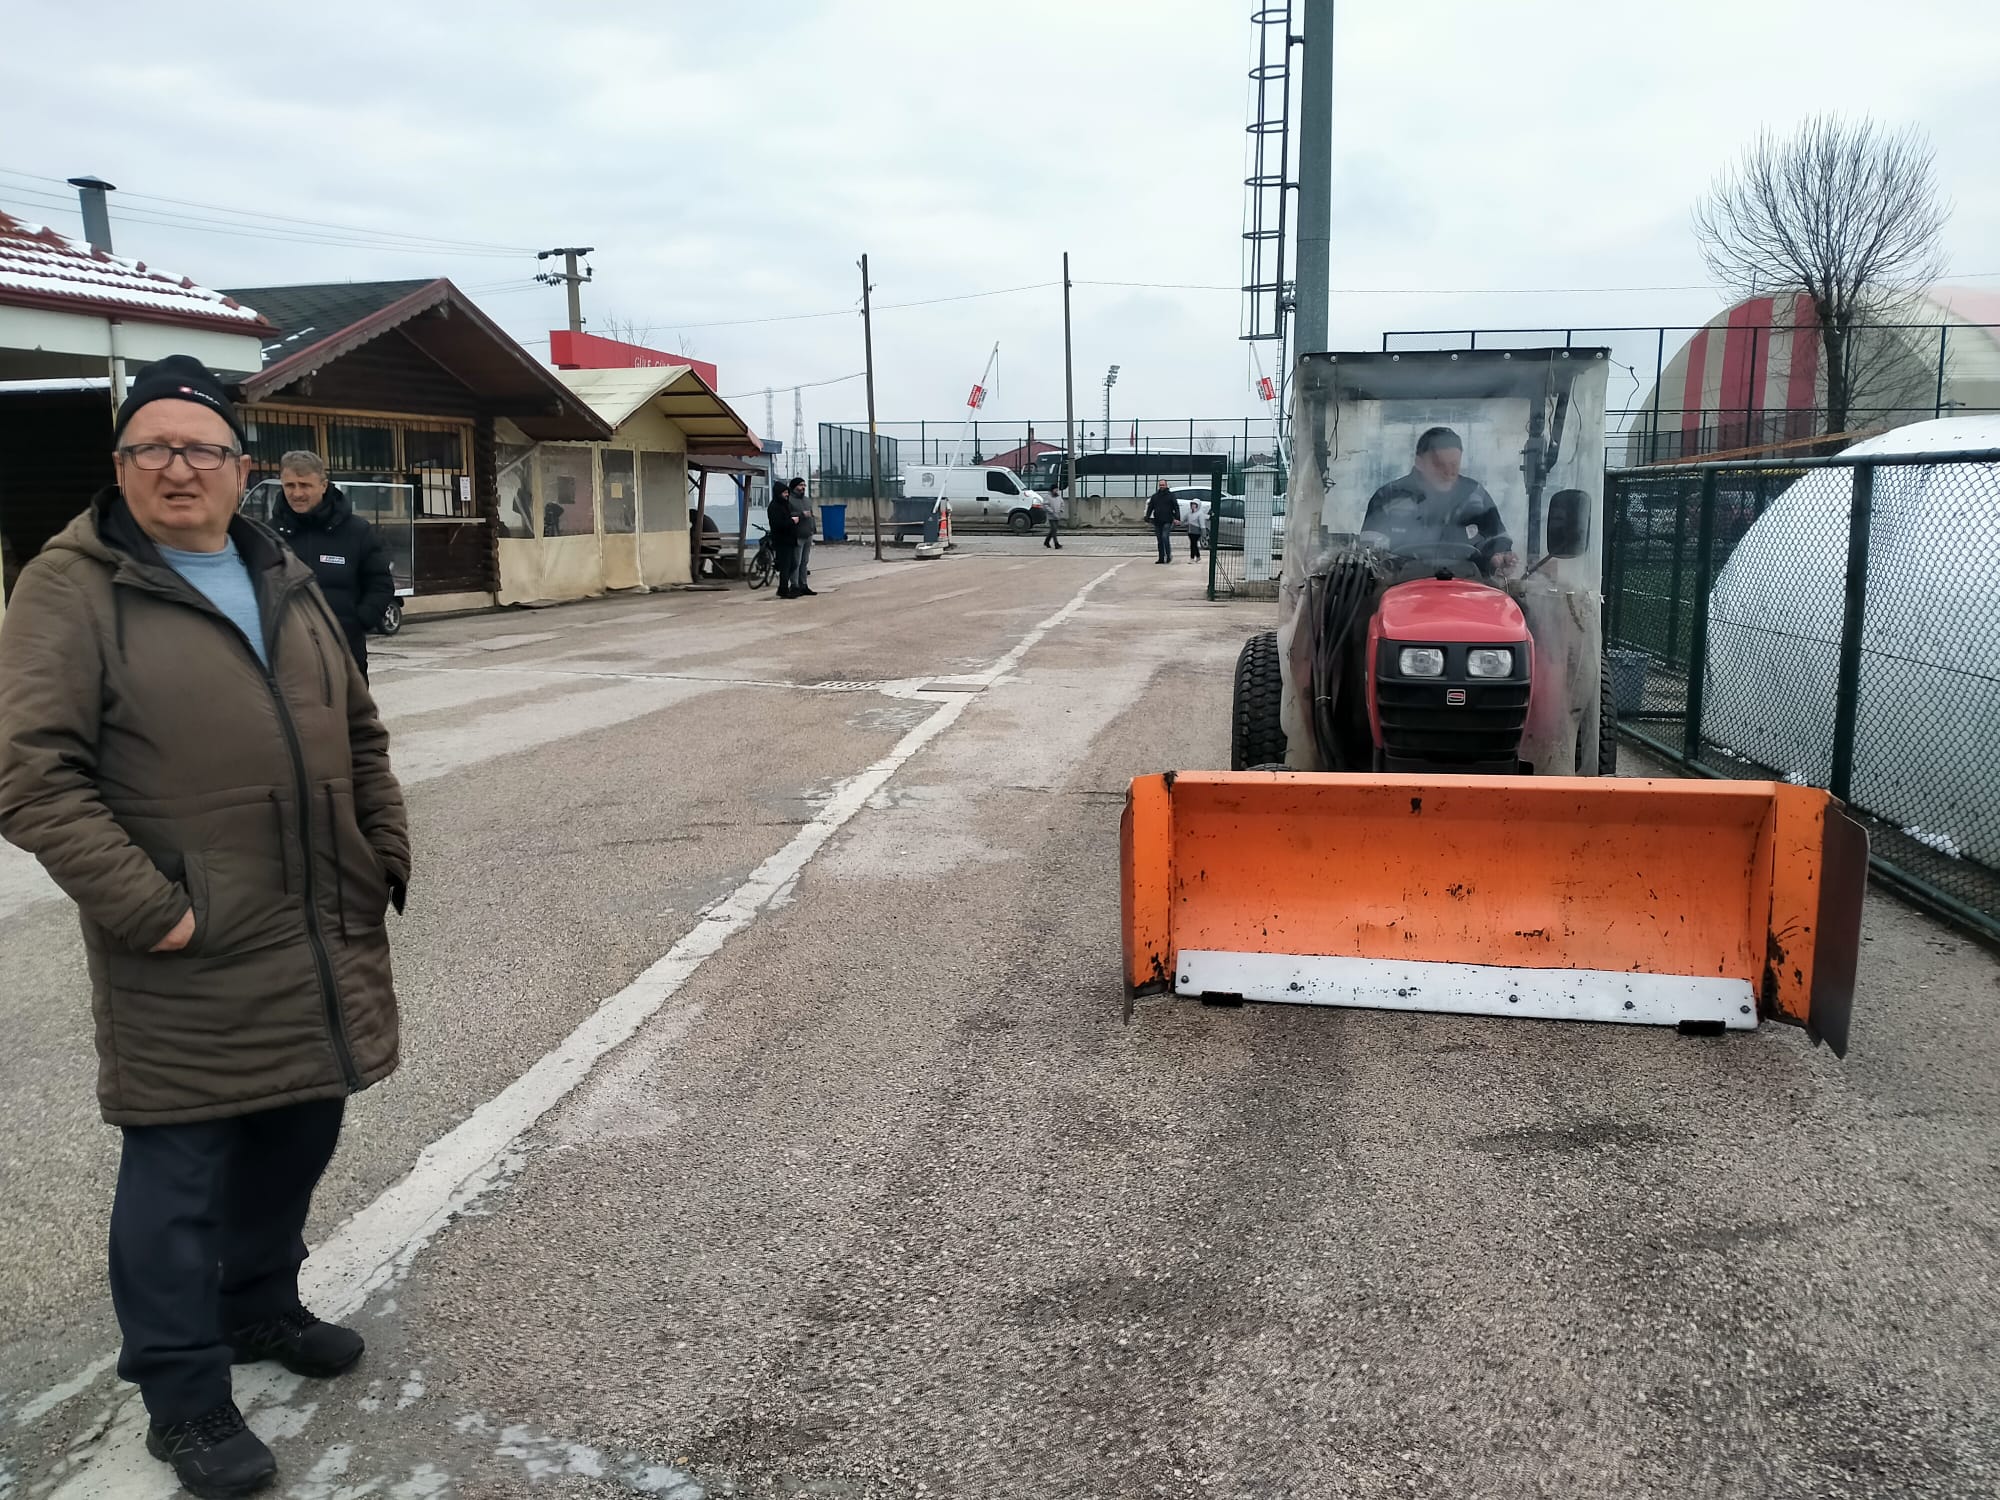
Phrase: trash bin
[
  {"left": 821, "top": 502, "right": 847, "bottom": 542},
  {"left": 1606, "top": 647, "right": 1648, "bottom": 717},
  {"left": 923, "top": 509, "right": 942, "bottom": 545}
]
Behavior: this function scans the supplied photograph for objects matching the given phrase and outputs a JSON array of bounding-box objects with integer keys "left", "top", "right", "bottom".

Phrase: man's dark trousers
[
  {"left": 775, "top": 540, "right": 800, "bottom": 595},
  {"left": 1154, "top": 521, "right": 1173, "bottom": 563},
  {"left": 110, "top": 1097, "right": 345, "bottom": 1422}
]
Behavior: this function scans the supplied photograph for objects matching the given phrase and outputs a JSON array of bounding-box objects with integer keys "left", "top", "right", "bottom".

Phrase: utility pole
[
  {"left": 536, "top": 246, "right": 595, "bottom": 333},
  {"left": 1062, "top": 253, "right": 1077, "bottom": 510},
  {"left": 1293, "top": 0, "right": 1334, "bottom": 361},
  {"left": 792, "top": 388, "right": 806, "bottom": 493},
  {"left": 1102, "top": 365, "right": 1120, "bottom": 452},
  {"left": 861, "top": 254, "right": 884, "bottom": 562}
]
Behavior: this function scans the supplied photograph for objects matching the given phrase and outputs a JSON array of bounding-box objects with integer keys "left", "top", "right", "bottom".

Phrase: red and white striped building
[{"left": 1621, "top": 286, "right": 2000, "bottom": 464}]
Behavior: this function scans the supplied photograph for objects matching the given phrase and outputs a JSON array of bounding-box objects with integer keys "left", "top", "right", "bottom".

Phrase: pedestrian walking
[
  {"left": 1042, "top": 485, "right": 1064, "bottom": 549},
  {"left": 269, "top": 450, "right": 395, "bottom": 679},
  {"left": 1144, "top": 479, "right": 1180, "bottom": 565},
  {"left": 1184, "top": 494, "right": 1205, "bottom": 563},
  {"left": 766, "top": 475, "right": 800, "bottom": 599},
  {"left": 0, "top": 355, "right": 410, "bottom": 1498},
  {"left": 788, "top": 476, "right": 818, "bottom": 596}
]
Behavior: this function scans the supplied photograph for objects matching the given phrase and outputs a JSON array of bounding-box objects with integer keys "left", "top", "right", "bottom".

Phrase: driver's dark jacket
[{"left": 1363, "top": 471, "right": 1510, "bottom": 558}]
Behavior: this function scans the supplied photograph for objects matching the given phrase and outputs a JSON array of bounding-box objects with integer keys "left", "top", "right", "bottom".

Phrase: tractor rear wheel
[{"left": 1232, "top": 630, "right": 1288, "bottom": 771}]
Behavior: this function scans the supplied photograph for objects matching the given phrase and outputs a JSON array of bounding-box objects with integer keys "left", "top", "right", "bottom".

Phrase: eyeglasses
[{"left": 117, "top": 442, "right": 240, "bottom": 471}]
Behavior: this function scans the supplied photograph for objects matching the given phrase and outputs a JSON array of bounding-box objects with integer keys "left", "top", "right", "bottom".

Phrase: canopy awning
[{"left": 555, "top": 366, "right": 763, "bottom": 457}]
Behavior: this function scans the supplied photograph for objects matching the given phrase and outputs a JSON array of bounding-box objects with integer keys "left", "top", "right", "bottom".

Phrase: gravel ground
[{"left": 2, "top": 549, "right": 1994, "bottom": 1499}]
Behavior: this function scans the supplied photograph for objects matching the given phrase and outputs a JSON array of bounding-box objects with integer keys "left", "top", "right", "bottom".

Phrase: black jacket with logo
[{"left": 270, "top": 485, "right": 394, "bottom": 671}]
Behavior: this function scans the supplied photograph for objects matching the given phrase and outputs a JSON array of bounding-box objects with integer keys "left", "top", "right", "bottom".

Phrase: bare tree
[{"left": 1693, "top": 115, "right": 1949, "bottom": 436}]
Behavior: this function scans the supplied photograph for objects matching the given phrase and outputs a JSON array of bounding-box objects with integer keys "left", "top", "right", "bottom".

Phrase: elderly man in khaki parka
[{"left": 0, "top": 355, "right": 409, "bottom": 1499}]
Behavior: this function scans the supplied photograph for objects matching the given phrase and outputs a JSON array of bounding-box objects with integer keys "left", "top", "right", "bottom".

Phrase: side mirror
[{"left": 1546, "top": 489, "right": 1590, "bottom": 558}]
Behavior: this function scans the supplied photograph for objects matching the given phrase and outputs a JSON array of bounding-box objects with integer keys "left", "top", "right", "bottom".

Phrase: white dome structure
[{"left": 1704, "top": 415, "right": 2000, "bottom": 868}]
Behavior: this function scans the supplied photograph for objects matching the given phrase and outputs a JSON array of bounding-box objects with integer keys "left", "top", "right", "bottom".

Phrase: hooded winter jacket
[{"left": 0, "top": 489, "right": 409, "bottom": 1125}]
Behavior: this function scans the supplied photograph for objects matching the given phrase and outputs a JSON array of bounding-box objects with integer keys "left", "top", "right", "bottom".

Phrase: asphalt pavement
[{"left": 2, "top": 535, "right": 1995, "bottom": 1499}]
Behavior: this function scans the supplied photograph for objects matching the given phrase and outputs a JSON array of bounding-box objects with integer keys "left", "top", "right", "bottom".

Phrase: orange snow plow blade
[{"left": 1120, "top": 772, "right": 1867, "bottom": 1056}]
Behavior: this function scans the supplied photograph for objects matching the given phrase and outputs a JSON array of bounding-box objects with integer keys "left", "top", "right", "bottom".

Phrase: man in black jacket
[
  {"left": 1363, "top": 426, "right": 1517, "bottom": 575},
  {"left": 765, "top": 476, "right": 800, "bottom": 599},
  {"left": 1144, "top": 479, "right": 1181, "bottom": 565},
  {"left": 271, "top": 452, "right": 395, "bottom": 676}
]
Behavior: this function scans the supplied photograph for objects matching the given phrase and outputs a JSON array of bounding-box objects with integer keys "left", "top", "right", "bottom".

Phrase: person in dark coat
[
  {"left": 270, "top": 451, "right": 395, "bottom": 677},
  {"left": 765, "top": 476, "right": 800, "bottom": 599},
  {"left": 1144, "top": 479, "right": 1181, "bottom": 564},
  {"left": 0, "top": 357, "right": 409, "bottom": 1496},
  {"left": 1363, "top": 426, "right": 1517, "bottom": 574}
]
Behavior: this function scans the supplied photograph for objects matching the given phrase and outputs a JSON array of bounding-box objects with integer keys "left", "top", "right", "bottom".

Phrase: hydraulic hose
[{"left": 1305, "top": 546, "right": 1378, "bottom": 770}]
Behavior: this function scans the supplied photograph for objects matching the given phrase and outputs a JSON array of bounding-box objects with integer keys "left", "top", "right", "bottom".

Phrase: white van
[{"left": 899, "top": 464, "right": 1047, "bottom": 533}]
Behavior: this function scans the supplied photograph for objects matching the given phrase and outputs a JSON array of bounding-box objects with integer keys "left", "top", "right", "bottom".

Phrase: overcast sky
[{"left": 3, "top": 0, "right": 1996, "bottom": 447}]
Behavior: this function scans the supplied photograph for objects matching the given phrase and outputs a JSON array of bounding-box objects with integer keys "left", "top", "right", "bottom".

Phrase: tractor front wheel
[
  {"left": 1594, "top": 653, "right": 1619, "bottom": 775},
  {"left": 1232, "top": 630, "right": 1288, "bottom": 771}
]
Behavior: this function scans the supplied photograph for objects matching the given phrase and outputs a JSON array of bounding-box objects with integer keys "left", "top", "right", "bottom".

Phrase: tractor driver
[{"left": 1363, "top": 426, "right": 1519, "bottom": 575}]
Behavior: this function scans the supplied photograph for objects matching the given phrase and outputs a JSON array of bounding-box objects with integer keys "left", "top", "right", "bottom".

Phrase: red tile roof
[{"left": 0, "top": 209, "right": 271, "bottom": 336}]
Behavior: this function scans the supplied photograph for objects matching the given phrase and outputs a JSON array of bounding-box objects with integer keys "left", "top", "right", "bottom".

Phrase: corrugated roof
[
  {"left": 218, "top": 279, "right": 432, "bottom": 366},
  {"left": 0, "top": 209, "right": 270, "bottom": 335},
  {"left": 232, "top": 278, "right": 610, "bottom": 443},
  {"left": 555, "top": 365, "right": 761, "bottom": 455}
]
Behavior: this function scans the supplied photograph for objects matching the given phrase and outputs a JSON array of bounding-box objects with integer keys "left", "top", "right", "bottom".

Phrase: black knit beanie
[{"left": 113, "top": 354, "right": 248, "bottom": 448}]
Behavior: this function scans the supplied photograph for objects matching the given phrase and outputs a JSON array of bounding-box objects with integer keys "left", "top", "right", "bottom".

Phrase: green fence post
[
  {"left": 1681, "top": 467, "right": 1719, "bottom": 760},
  {"left": 1206, "top": 470, "right": 1221, "bottom": 600},
  {"left": 1663, "top": 480, "right": 1690, "bottom": 668},
  {"left": 1828, "top": 462, "right": 1874, "bottom": 802},
  {"left": 1605, "top": 474, "right": 1625, "bottom": 644}
]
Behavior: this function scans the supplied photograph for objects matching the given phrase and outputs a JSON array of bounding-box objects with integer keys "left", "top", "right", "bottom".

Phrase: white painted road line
[{"left": 40, "top": 563, "right": 1125, "bottom": 1497}]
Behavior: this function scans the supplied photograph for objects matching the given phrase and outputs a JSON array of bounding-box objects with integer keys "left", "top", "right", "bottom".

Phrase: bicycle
[{"left": 746, "top": 528, "right": 776, "bottom": 589}]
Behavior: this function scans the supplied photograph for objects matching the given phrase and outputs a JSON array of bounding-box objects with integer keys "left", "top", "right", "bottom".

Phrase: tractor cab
[{"left": 1248, "top": 348, "right": 1612, "bottom": 776}]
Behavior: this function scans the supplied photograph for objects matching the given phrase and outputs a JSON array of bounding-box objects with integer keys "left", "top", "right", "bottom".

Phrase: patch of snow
[{"left": 1901, "top": 825, "right": 1964, "bottom": 859}]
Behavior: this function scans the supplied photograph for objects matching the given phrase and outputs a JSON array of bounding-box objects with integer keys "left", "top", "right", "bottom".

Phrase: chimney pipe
[{"left": 67, "top": 175, "right": 117, "bottom": 253}]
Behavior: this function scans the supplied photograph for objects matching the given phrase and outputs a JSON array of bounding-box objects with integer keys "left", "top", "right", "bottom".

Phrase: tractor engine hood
[{"left": 1375, "top": 577, "right": 1530, "bottom": 643}]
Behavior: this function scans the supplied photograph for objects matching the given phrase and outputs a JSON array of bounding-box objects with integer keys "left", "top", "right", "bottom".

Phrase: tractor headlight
[
  {"left": 1466, "top": 648, "right": 1514, "bottom": 678},
  {"left": 1398, "top": 647, "right": 1445, "bottom": 677}
]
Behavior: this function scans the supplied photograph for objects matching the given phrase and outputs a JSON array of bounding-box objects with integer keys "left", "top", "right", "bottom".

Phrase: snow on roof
[
  {"left": 1841, "top": 413, "right": 2000, "bottom": 455},
  {"left": 0, "top": 210, "right": 269, "bottom": 333}
]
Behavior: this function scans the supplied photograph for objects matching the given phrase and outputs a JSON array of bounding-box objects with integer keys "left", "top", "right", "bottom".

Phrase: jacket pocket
[
  {"left": 325, "top": 781, "right": 390, "bottom": 932},
  {"left": 308, "top": 621, "right": 334, "bottom": 707},
  {"left": 178, "top": 849, "right": 212, "bottom": 956}
]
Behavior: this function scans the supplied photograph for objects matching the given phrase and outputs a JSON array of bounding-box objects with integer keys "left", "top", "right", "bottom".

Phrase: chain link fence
[
  {"left": 822, "top": 417, "right": 1284, "bottom": 493},
  {"left": 1604, "top": 446, "right": 2000, "bottom": 942}
]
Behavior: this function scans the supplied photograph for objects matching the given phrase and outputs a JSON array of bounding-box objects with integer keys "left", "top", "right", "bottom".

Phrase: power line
[
  {"left": 724, "top": 370, "right": 865, "bottom": 399},
  {"left": 665, "top": 279, "right": 1062, "bottom": 332},
  {"left": 0, "top": 167, "right": 539, "bottom": 255},
  {"left": 0, "top": 186, "right": 529, "bottom": 259}
]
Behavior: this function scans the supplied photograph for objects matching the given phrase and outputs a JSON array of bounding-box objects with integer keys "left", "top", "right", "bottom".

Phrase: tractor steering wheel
[{"left": 1394, "top": 539, "right": 1493, "bottom": 579}]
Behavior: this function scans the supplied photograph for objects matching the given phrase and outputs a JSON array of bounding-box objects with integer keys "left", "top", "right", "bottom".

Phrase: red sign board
[
  {"left": 966, "top": 383, "right": 986, "bottom": 409},
  {"left": 1257, "top": 376, "right": 1276, "bottom": 402},
  {"left": 548, "top": 329, "right": 718, "bottom": 389}
]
